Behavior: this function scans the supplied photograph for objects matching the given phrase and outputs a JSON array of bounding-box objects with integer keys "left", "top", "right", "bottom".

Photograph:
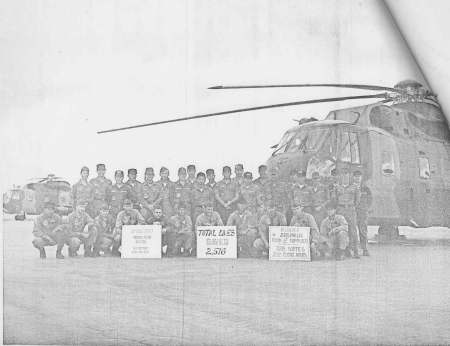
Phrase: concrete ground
[{"left": 3, "top": 218, "right": 450, "bottom": 346}]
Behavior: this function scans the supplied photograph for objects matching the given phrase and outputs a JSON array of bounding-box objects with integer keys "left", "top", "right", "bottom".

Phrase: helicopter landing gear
[
  {"left": 377, "top": 223, "right": 400, "bottom": 242},
  {"left": 14, "top": 212, "right": 26, "bottom": 221}
]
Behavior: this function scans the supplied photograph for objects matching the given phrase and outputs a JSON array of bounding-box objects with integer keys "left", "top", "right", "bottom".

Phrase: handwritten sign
[
  {"left": 121, "top": 225, "right": 162, "bottom": 259},
  {"left": 269, "top": 226, "right": 311, "bottom": 261},
  {"left": 196, "top": 226, "right": 237, "bottom": 259}
]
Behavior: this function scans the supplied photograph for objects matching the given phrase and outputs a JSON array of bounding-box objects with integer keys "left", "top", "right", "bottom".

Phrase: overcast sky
[{"left": 0, "top": 0, "right": 426, "bottom": 190}]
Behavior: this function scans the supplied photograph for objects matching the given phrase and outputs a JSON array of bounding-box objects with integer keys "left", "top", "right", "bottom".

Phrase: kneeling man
[{"left": 319, "top": 201, "right": 350, "bottom": 260}]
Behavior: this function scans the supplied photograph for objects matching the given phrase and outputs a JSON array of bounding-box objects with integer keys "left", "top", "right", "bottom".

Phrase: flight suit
[
  {"left": 319, "top": 214, "right": 350, "bottom": 257},
  {"left": 92, "top": 213, "right": 115, "bottom": 254},
  {"left": 214, "top": 179, "right": 239, "bottom": 224},
  {"left": 254, "top": 211, "right": 287, "bottom": 252},
  {"left": 140, "top": 181, "right": 162, "bottom": 220},
  {"left": 227, "top": 209, "right": 259, "bottom": 257},
  {"left": 167, "top": 214, "right": 193, "bottom": 256},
  {"left": 336, "top": 184, "right": 361, "bottom": 255},
  {"left": 125, "top": 180, "right": 143, "bottom": 209},
  {"left": 356, "top": 184, "right": 372, "bottom": 252},
  {"left": 32, "top": 212, "right": 65, "bottom": 250},
  {"left": 173, "top": 180, "right": 193, "bottom": 213},
  {"left": 113, "top": 209, "right": 146, "bottom": 252},
  {"left": 191, "top": 183, "right": 214, "bottom": 223},
  {"left": 309, "top": 184, "right": 330, "bottom": 226},
  {"left": 109, "top": 183, "right": 131, "bottom": 219},
  {"left": 240, "top": 183, "right": 262, "bottom": 208},
  {"left": 290, "top": 211, "right": 321, "bottom": 258},
  {"left": 65, "top": 210, "right": 96, "bottom": 255},
  {"left": 155, "top": 180, "right": 175, "bottom": 218},
  {"left": 290, "top": 183, "right": 312, "bottom": 212},
  {"left": 72, "top": 180, "right": 94, "bottom": 213},
  {"left": 89, "top": 176, "right": 112, "bottom": 217}
]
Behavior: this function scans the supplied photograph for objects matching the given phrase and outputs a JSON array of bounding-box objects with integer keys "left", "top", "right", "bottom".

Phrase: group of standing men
[{"left": 32, "top": 163, "right": 372, "bottom": 261}]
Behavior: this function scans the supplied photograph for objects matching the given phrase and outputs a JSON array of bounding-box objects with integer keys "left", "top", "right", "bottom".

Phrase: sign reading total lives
[
  {"left": 196, "top": 226, "right": 237, "bottom": 259},
  {"left": 269, "top": 226, "right": 311, "bottom": 261},
  {"left": 121, "top": 225, "right": 162, "bottom": 259}
]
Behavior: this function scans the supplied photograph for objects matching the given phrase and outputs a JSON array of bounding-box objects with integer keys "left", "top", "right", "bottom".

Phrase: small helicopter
[
  {"left": 3, "top": 174, "right": 73, "bottom": 219},
  {"left": 98, "top": 80, "right": 450, "bottom": 237}
]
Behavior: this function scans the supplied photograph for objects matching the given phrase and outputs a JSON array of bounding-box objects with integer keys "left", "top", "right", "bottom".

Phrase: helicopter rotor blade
[
  {"left": 209, "top": 83, "right": 400, "bottom": 93},
  {"left": 97, "top": 93, "right": 389, "bottom": 134}
]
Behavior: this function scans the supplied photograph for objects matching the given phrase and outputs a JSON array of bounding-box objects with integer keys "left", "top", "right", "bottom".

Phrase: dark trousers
[{"left": 356, "top": 210, "right": 368, "bottom": 251}]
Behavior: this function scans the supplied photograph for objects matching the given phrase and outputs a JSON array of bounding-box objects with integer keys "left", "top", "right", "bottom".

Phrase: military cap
[
  {"left": 206, "top": 168, "right": 214, "bottom": 175},
  {"left": 43, "top": 201, "right": 56, "bottom": 210},
  {"left": 145, "top": 167, "right": 154, "bottom": 174},
  {"left": 244, "top": 171, "right": 253, "bottom": 179},
  {"left": 80, "top": 166, "right": 89, "bottom": 173},
  {"left": 96, "top": 163, "right": 106, "bottom": 170},
  {"left": 258, "top": 164, "right": 267, "bottom": 171},
  {"left": 160, "top": 166, "right": 169, "bottom": 174},
  {"left": 178, "top": 167, "right": 187, "bottom": 174},
  {"left": 312, "top": 171, "right": 321, "bottom": 179},
  {"left": 196, "top": 172, "right": 206, "bottom": 178},
  {"left": 222, "top": 166, "right": 231, "bottom": 173},
  {"left": 187, "top": 164, "right": 196, "bottom": 171},
  {"left": 325, "top": 201, "right": 338, "bottom": 210},
  {"left": 123, "top": 199, "right": 132, "bottom": 206},
  {"left": 235, "top": 163, "right": 244, "bottom": 169},
  {"left": 353, "top": 170, "right": 363, "bottom": 176},
  {"left": 115, "top": 170, "right": 124, "bottom": 177},
  {"left": 99, "top": 203, "right": 109, "bottom": 211},
  {"left": 128, "top": 168, "right": 137, "bottom": 175}
]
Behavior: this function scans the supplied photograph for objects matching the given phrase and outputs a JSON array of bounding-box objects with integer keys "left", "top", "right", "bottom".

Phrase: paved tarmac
[{"left": 3, "top": 218, "right": 450, "bottom": 345}]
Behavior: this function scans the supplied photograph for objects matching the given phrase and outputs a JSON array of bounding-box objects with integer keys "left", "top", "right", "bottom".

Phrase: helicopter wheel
[
  {"left": 377, "top": 223, "right": 400, "bottom": 242},
  {"left": 14, "top": 212, "right": 26, "bottom": 221}
]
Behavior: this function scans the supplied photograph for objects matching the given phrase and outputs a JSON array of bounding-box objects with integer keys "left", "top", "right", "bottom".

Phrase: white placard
[
  {"left": 196, "top": 226, "right": 237, "bottom": 259},
  {"left": 121, "top": 225, "right": 162, "bottom": 259},
  {"left": 269, "top": 226, "right": 311, "bottom": 261}
]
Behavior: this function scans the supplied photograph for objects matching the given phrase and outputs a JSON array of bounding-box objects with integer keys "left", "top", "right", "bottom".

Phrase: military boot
[
  {"left": 84, "top": 246, "right": 92, "bottom": 257},
  {"left": 335, "top": 249, "right": 345, "bottom": 261},
  {"left": 56, "top": 250, "right": 64, "bottom": 259},
  {"left": 352, "top": 249, "right": 360, "bottom": 259},
  {"left": 39, "top": 248, "right": 47, "bottom": 259}
]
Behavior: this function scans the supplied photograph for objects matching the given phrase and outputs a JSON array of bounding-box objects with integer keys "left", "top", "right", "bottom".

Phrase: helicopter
[
  {"left": 98, "top": 80, "right": 450, "bottom": 237},
  {"left": 3, "top": 174, "right": 73, "bottom": 218}
]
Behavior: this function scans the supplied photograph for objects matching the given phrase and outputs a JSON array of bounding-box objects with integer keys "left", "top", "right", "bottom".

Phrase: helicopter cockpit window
[
  {"left": 339, "top": 132, "right": 351, "bottom": 162},
  {"left": 272, "top": 132, "right": 296, "bottom": 156},
  {"left": 381, "top": 151, "right": 395, "bottom": 176},
  {"left": 285, "top": 128, "right": 330, "bottom": 153},
  {"left": 349, "top": 132, "right": 360, "bottom": 164},
  {"left": 418, "top": 157, "right": 431, "bottom": 179},
  {"left": 369, "top": 106, "right": 396, "bottom": 134}
]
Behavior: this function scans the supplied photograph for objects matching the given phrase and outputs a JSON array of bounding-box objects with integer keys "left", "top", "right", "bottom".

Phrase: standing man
[
  {"left": 353, "top": 171, "right": 372, "bottom": 256},
  {"left": 112, "top": 199, "right": 146, "bottom": 256},
  {"left": 266, "top": 169, "right": 290, "bottom": 221},
  {"left": 167, "top": 203, "right": 194, "bottom": 256},
  {"left": 173, "top": 167, "right": 193, "bottom": 216},
  {"left": 254, "top": 164, "right": 269, "bottom": 187},
  {"left": 319, "top": 201, "right": 350, "bottom": 260},
  {"left": 140, "top": 167, "right": 162, "bottom": 220},
  {"left": 125, "top": 168, "right": 143, "bottom": 210},
  {"left": 32, "top": 202, "right": 65, "bottom": 259},
  {"left": 290, "top": 169, "right": 312, "bottom": 214},
  {"left": 191, "top": 172, "right": 214, "bottom": 223},
  {"left": 92, "top": 203, "right": 116, "bottom": 256},
  {"left": 336, "top": 168, "right": 361, "bottom": 259},
  {"left": 65, "top": 202, "right": 96, "bottom": 257},
  {"left": 206, "top": 169, "right": 217, "bottom": 190},
  {"left": 290, "top": 204, "right": 321, "bottom": 259},
  {"left": 233, "top": 163, "right": 245, "bottom": 188},
  {"left": 156, "top": 167, "right": 175, "bottom": 218},
  {"left": 187, "top": 164, "right": 197, "bottom": 187},
  {"left": 110, "top": 170, "right": 131, "bottom": 220},
  {"left": 72, "top": 166, "right": 94, "bottom": 215},
  {"left": 90, "top": 163, "right": 112, "bottom": 217},
  {"left": 309, "top": 171, "right": 330, "bottom": 227},
  {"left": 254, "top": 201, "right": 287, "bottom": 256},
  {"left": 215, "top": 166, "right": 240, "bottom": 224},
  {"left": 239, "top": 172, "right": 261, "bottom": 208}
]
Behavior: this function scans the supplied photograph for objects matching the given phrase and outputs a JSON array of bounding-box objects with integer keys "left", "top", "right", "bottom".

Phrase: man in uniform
[
  {"left": 72, "top": 166, "right": 94, "bottom": 215},
  {"left": 266, "top": 168, "right": 290, "bottom": 220},
  {"left": 167, "top": 203, "right": 194, "bottom": 256},
  {"left": 254, "top": 201, "right": 287, "bottom": 256},
  {"left": 227, "top": 199, "right": 259, "bottom": 257},
  {"left": 147, "top": 206, "right": 169, "bottom": 256},
  {"left": 215, "top": 166, "right": 239, "bottom": 224},
  {"left": 173, "top": 167, "right": 193, "bottom": 216},
  {"left": 290, "top": 204, "right": 321, "bottom": 259},
  {"left": 290, "top": 169, "right": 312, "bottom": 214},
  {"left": 191, "top": 172, "right": 214, "bottom": 224},
  {"left": 112, "top": 199, "right": 146, "bottom": 256},
  {"left": 353, "top": 170, "right": 372, "bottom": 256},
  {"left": 309, "top": 171, "right": 330, "bottom": 226},
  {"left": 92, "top": 203, "right": 115, "bottom": 256},
  {"left": 187, "top": 164, "right": 197, "bottom": 187},
  {"left": 336, "top": 168, "right": 361, "bottom": 258},
  {"left": 233, "top": 163, "right": 245, "bottom": 187},
  {"left": 125, "top": 168, "right": 143, "bottom": 209},
  {"left": 254, "top": 164, "right": 269, "bottom": 188},
  {"left": 140, "top": 167, "right": 162, "bottom": 220},
  {"left": 32, "top": 202, "right": 65, "bottom": 259},
  {"left": 89, "top": 163, "right": 112, "bottom": 217},
  {"left": 239, "top": 171, "right": 261, "bottom": 208},
  {"left": 319, "top": 201, "right": 350, "bottom": 260},
  {"left": 65, "top": 201, "right": 96, "bottom": 257},
  {"left": 206, "top": 169, "right": 217, "bottom": 190},
  {"left": 195, "top": 201, "right": 224, "bottom": 227},
  {"left": 155, "top": 167, "right": 175, "bottom": 218},
  {"left": 110, "top": 170, "right": 131, "bottom": 219},
  {"left": 328, "top": 168, "right": 339, "bottom": 203}
]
